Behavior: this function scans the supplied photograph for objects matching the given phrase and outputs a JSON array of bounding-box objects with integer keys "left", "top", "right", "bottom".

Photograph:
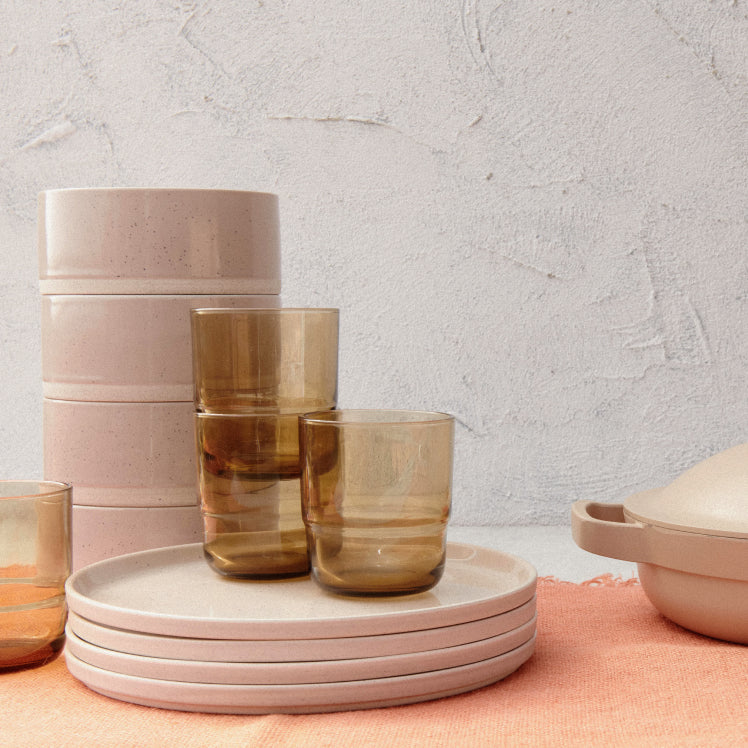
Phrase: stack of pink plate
[
  {"left": 39, "top": 189, "right": 282, "bottom": 570},
  {"left": 64, "top": 542, "right": 538, "bottom": 714}
]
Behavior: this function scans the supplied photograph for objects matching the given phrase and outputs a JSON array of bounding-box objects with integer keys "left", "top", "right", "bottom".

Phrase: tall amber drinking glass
[
  {"left": 0, "top": 481, "right": 71, "bottom": 670},
  {"left": 299, "top": 410, "right": 454, "bottom": 596},
  {"left": 191, "top": 308, "right": 338, "bottom": 578},
  {"left": 190, "top": 308, "right": 339, "bottom": 414}
]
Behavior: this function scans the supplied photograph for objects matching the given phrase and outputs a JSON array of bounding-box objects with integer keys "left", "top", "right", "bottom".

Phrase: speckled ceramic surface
[
  {"left": 67, "top": 599, "right": 537, "bottom": 662},
  {"left": 38, "top": 188, "right": 281, "bottom": 294},
  {"left": 64, "top": 636, "right": 535, "bottom": 713},
  {"left": 72, "top": 505, "right": 203, "bottom": 571},
  {"left": 65, "top": 542, "right": 538, "bottom": 639},
  {"left": 43, "top": 399, "right": 195, "bottom": 507},
  {"left": 65, "top": 616, "right": 536, "bottom": 685},
  {"left": 42, "top": 294, "right": 280, "bottom": 402}
]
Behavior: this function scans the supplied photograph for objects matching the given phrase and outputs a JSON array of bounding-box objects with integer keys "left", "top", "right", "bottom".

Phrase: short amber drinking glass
[
  {"left": 190, "top": 308, "right": 339, "bottom": 414},
  {"left": 299, "top": 410, "right": 454, "bottom": 596},
  {"left": 0, "top": 481, "right": 71, "bottom": 670}
]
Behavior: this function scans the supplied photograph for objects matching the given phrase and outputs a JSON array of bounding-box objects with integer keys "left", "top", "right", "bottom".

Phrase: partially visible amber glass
[
  {"left": 195, "top": 412, "right": 315, "bottom": 579},
  {"left": 190, "top": 308, "right": 339, "bottom": 414},
  {"left": 299, "top": 410, "right": 454, "bottom": 597},
  {"left": 0, "top": 481, "right": 71, "bottom": 670}
]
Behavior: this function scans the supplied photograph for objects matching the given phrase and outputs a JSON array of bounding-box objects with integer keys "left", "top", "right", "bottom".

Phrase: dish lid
[{"left": 624, "top": 443, "right": 748, "bottom": 539}]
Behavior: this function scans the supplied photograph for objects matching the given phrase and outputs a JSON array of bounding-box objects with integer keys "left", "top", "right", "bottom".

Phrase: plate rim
[
  {"left": 65, "top": 542, "right": 537, "bottom": 640},
  {"left": 67, "top": 596, "right": 537, "bottom": 662},
  {"left": 64, "top": 636, "right": 536, "bottom": 713},
  {"left": 64, "top": 615, "right": 537, "bottom": 685}
]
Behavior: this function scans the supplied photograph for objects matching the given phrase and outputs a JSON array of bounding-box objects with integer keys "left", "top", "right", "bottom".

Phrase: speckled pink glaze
[
  {"left": 38, "top": 189, "right": 281, "bottom": 294},
  {"left": 43, "top": 399, "right": 197, "bottom": 508},
  {"left": 71, "top": 504, "right": 203, "bottom": 570},
  {"left": 42, "top": 294, "right": 280, "bottom": 402}
]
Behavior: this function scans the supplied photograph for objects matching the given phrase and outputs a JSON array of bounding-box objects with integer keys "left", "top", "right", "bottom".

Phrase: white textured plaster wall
[{"left": 1, "top": 1, "right": 746, "bottom": 525}]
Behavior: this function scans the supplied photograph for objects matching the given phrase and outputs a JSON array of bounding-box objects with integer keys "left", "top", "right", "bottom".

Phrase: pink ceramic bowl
[
  {"left": 38, "top": 189, "right": 281, "bottom": 295},
  {"left": 43, "top": 399, "right": 196, "bottom": 508},
  {"left": 71, "top": 505, "right": 203, "bottom": 570},
  {"left": 42, "top": 294, "right": 280, "bottom": 402}
]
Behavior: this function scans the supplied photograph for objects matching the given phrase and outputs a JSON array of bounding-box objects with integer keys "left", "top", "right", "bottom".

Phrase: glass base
[
  {"left": 203, "top": 538, "right": 310, "bottom": 580},
  {"left": 307, "top": 528, "right": 446, "bottom": 597},
  {"left": 0, "top": 632, "right": 66, "bottom": 671}
]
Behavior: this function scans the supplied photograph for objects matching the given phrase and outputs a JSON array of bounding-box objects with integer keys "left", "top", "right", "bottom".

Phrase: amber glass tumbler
[
  {"left": 195, "top": 412, "right": 310, "bottom": 579},
  {"left": 299, "top": 410, "right": 454, "bottom": 596},
  {"left": 191, "top": 308, "right": 338, "bottom": 579},
  {"left": 0, "top": 481, "right": 71, "bottom": 670},
  {"left": 190, "top": 308, "right": 339, "bottom": 414}
]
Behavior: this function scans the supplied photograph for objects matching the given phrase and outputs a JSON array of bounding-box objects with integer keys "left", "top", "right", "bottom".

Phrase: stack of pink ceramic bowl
[{"left": 39, "top": 189, "right": 282, "bottom": 570}]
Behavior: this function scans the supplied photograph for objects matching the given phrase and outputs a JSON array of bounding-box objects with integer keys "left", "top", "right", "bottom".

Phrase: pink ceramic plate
[
  {"left": 66, "top": 543, "right": 537, "bottom": 639},
  {"left": 65, "top": 616, "right": 536, "bottom": 685},
  {"left": 67, "top": 601, "right": 536, "bottom": 663},
  {"left": 64, "top": 636, "right": 535, "bottom": 714}
]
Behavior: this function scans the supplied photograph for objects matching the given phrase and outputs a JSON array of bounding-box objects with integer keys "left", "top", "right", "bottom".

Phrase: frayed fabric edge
[{"left": 539, "top": 573, "right": 640, "bottom": 587}]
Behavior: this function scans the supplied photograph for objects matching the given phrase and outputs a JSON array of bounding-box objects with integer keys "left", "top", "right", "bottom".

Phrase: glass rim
[
  {"left": 0, "top": 480, "right": 72, "bottom": 500},
  {"left": 191, "top": 307, "right": 339, "bottom": 316},
  {"left": 42, "top": 187, "right": 278, "bottom": 198},
  {"left": 299, "top": 409, "right": 454, "bottom": 426},
  {"left": 194, "top": 411, "right": 307, "bottom": 419}
]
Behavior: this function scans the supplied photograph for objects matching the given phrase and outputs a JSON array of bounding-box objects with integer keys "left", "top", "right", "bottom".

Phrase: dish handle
[{"left": 571, "top": 500, "right": 647, "bottom": 562}]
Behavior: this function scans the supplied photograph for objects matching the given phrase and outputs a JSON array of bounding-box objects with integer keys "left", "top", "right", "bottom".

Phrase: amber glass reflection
[
  {"left": 191, "top": 308, "right": 339, "bottom": 414},
  {"left": 0, "top": 481, "right": 71, "bottom": 670},
  {"left": 196, "top": 412, "right": 317, "bottom": 579},
  {"left": 300, "top": 410, "right": 454, "bottom": 596}
]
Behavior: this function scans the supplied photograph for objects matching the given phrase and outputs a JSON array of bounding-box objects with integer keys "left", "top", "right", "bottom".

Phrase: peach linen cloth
[{"left": 1, "top": 576, "right": 745, "bottom": 747}]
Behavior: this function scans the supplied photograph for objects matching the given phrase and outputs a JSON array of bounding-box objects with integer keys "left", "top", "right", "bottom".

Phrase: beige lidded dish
[
  {"left": 38, "top": 189, "right": 281, "bottom": 295},
  {"left": 572, "top": 443, "right": 748, "bottom": 644}
]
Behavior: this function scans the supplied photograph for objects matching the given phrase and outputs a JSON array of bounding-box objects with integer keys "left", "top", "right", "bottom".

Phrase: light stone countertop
[{"left": 448, "top": 525, "right": 637, "bottom": 584}]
